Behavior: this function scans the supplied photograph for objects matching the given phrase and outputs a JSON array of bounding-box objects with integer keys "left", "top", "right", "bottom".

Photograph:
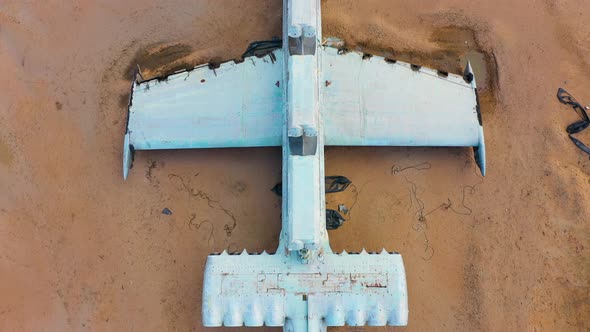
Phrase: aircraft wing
[
  {"left": 123, "top": 51, "right": 284, "bottom": 179},
  {"left": 123, "top": 46, "right": 486, "bottom": 178},
  {"left": 321, "top": 47, "right": 486, "bottom": 175}
]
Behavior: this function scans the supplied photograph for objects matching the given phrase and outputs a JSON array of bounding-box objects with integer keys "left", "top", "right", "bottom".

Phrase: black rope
[
  {"left": 241, "top": 39, "right": 282, "bottom": 58},
  {"left": 557, "top": 88, "right": 590, "bottom": 157}
]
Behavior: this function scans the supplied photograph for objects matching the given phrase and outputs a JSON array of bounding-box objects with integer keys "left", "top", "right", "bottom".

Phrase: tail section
[{"left": 202, "top": 249, "right": 407, "bottom": 330}]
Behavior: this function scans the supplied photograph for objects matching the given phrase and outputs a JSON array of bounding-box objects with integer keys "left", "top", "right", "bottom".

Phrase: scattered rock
[{"left": 338, "top": 204, "right": 349, "bottom": 214}]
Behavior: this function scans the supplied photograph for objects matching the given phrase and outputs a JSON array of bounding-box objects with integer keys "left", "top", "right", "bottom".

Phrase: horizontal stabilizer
[{"left": 202, "top": 250, "right": 408, "bottom": 328}]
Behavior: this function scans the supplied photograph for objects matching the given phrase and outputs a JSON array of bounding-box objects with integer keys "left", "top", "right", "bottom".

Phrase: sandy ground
[{"left": 1, "top": 0, "right": 589, "bottom": 331}]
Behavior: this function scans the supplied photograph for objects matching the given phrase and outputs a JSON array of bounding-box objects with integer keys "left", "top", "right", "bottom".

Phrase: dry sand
[{"left": 1, "top": 0, "right": 589, "bottom": 331}]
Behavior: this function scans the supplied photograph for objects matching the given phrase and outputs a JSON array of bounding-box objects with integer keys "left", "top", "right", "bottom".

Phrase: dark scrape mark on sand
[
  {"left": 461, "top": 243, "right": 485, "bottom": 330},
  {"left": 234, "top": 181, "right": 247, "bottom": 193},
  {"left": 490, "top": 50, "right": 501, "bottom": 91},
  {"left": 145, "top": 159, "right": 157, "bottom": 183},
  {"left": 118, "top": 93, "right": 130, "bottom": 109},
  {"left": 229, "top": 180, "right": 247, "bottom": 196},
  {"left": 124, "top": 42, "right": 195, "bottom": 80},
  {"left": 0, "top": 138, "right": 14, "bottom": 166}
]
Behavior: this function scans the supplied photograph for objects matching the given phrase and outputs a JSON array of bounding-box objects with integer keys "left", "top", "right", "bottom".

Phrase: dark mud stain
[
  {"left": 461, "top": 243, "right": 485, "bottom": 330},
  {"left": 461, "top": 50, "right": 487, "bottom": 85},
  {"left": 431, "top": 25, "right": 477, "bottom": 45},
  {"left": 145, "top": 159, "right": 157, "bottom": 182},
  {"left": 0, "top": 138, "right": 13, "bottom": 166},
  {"left": 98, "top": 38, "right": 138, "bottom": 134},
  {"left": 124, "top": 42, "right": 195, "bottom": 81},
  {"left": 232, "top": 181, "right": 247, "bottom": 194},
  {"left": 118, "top": 93, "right": 129, "bottom": 109}
]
